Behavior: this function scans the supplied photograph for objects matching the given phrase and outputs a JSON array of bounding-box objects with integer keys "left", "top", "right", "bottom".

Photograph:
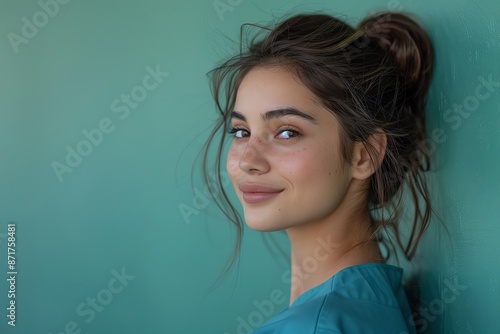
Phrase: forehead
[{"left": 235, "top": 66, "right": 323, "bottom": 112}]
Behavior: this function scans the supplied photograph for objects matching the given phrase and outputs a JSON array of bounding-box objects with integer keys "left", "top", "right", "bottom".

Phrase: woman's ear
[{"left": 350, "top": 129, "right": 387, "bottom": 180}]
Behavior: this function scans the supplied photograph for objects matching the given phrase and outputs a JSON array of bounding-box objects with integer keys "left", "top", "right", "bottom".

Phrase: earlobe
[{"left": 350, "top": 129, "right": 387, "bottom": 180}]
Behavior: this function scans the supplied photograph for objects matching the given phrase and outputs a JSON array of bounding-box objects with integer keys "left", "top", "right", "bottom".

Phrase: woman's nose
[{"left": 238, "top": 136, "right": 271, "bottom": 175}]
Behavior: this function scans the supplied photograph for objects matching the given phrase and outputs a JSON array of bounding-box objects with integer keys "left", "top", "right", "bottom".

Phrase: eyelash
[
  {"left": 227, "top": 126, "right": 302, "bottom": 140},
  {"left": 227, "top": 127, "right": 250, "bottom": 138}
]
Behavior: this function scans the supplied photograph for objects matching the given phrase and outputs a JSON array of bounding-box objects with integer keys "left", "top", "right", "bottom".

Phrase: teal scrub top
[{"left": 251, "top": 263, "right": 416, "bottom": 334}]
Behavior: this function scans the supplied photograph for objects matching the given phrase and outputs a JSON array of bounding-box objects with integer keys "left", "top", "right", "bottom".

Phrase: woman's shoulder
[
  {"left": 291, "top": 262, "right": 406, "bottom": 308},
  {"left": 252, "top": 263, "right": 416, "bottom": 334},
  {"left": 283, "top": 263, "right": 415, "bottom": 333},
  {"left": 328, "top": 262, "right": 407, "bottom": 304},
  {"left": 314, "top": 262, "right": 415, "bottom": 333}
]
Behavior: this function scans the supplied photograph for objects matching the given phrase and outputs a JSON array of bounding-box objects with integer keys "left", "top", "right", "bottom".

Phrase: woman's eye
[
  {"left": 276, "top": 129, "right": 301, "bottom": 139},
  {"left": 228, "top": 127, "right": 248, "bottom": 138}
]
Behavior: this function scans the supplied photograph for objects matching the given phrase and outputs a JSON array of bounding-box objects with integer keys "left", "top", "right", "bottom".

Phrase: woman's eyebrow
[{"left": 231, "top": 107, "right": 318, "bottom": 124}]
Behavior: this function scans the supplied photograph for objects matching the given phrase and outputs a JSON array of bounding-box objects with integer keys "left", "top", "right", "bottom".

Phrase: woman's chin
[{"left": 244, "top": 218, "right": 285, "bottom": 232}]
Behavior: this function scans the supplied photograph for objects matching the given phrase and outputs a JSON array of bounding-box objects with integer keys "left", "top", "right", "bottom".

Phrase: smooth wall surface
[{"left": 0, "top": 0, "right": 498, "bottom": 333}]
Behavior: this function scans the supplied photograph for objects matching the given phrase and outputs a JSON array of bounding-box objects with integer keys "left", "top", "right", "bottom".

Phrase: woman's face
[{"left": 226, "top": 66, "right": 353, "bottom": 231}]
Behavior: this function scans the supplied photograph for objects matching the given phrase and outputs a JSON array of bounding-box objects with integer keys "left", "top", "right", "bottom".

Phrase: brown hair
[{"left": 201, "top": 11, "right": 436, "bottom": 291}]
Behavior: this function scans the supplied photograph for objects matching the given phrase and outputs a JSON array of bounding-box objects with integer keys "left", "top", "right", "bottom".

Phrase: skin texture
[{"left": 226, "top": 66, "right": 387, "bottom": 305}]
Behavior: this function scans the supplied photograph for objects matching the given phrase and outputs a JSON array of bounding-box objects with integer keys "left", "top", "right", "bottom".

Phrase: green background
[{"left": 1, "top": 0, "right": 499, "bottom": 333}]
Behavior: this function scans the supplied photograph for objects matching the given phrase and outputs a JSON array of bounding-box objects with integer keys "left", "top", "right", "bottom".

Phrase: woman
[{"left": 203, "top": 10, "right": 434, "bottom": 334}]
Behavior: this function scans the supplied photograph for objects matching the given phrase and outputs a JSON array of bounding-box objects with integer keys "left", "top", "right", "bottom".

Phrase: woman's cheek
[{"left": 281, "top": 149, "right": 317, "bottom": 174}]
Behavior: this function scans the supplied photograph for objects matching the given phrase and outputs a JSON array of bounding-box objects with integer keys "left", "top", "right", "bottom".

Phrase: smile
[{"left": 238, "top": 183, "right": 284, "bottom": 204}]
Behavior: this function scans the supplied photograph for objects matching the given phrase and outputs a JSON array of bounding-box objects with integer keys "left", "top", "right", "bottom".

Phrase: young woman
[{"left": 203, "top": 10, "right": 434, "bottom": 334}]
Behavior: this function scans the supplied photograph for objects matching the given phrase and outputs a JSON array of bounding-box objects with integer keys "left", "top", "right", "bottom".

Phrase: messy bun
[
  {"left": 360, "top": 12, "right": 434, "bottom": 101},
  {"left": 202, "top": 11, "right": 436, "bottom": 287}
]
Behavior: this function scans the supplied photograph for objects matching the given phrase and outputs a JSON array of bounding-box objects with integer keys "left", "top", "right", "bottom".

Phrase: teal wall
[{"left": 1, "top": 0, "right": 499, "bottom": 333}]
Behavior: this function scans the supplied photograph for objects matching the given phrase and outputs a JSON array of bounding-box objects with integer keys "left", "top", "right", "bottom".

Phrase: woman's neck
[{"left": 285, "top": 213, "right": 384, "bottom": 306}]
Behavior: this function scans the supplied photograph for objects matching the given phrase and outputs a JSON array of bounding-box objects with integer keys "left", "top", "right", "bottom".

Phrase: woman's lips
[{"left": 238, "top": 183, "right": 284, "bottom": 204}]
